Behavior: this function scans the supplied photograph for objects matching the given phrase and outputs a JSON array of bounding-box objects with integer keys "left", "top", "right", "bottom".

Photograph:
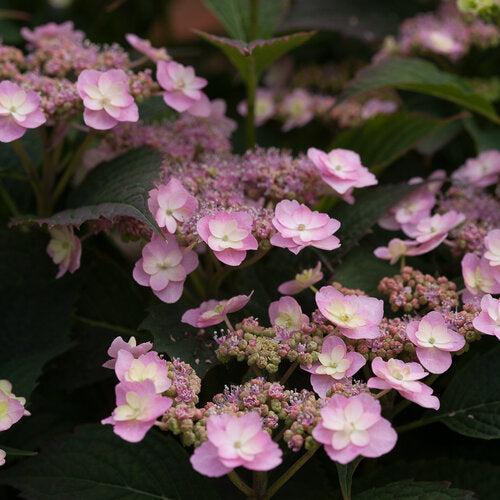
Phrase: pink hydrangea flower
[
  {"left": 148, "top": 178, "right": 198, "bottom": 233},
  {"left": 21, "top": 21, "right": 84, "bottom": 46},
  {"left": 302, "top": 335, "right": 366, "bottom": 397},
  {"left": 316, "top": 286, "right": 383, "bottom": 339},
  {"left": 103, "top": 336, "right": 153, "bottom": 369},
  {"left": 156, "top": 60, "right": 209, "bottom": 117},
  {"left": 402, "top": 210, "right": 465, "bottom": 250},
  {"left": 360, "top": 98, "right": 398, "bottom": 120},
  {"left": 452, "top": 150, "right": 500, "bottom": 188},
  {"left": 270, "top": 200, "right": 341, "bottom": 255},
  {"left": 237, "top": 88, "right": 275, "bottom": 126},
  {"left": 190, "top": 412, "right": 282, "bottom": 477},
  {"left": 0, "top": 449, "right": 5, "bottom": 467},
  {"left": 420, "top": 29, "right": 464, "bottom": 58},
  {"left": 367, "top": 358, "right": 440, "bottom": 410},
  {"left": 268, "top": 296, "right": 309, "bottom": 331},
  {"left": 473, "top": 294, "right": 500, "bottom": 340},
  {"left": 125, "top": 33, "right": 170, "bottom": 62},
  {"left": 46, "top": 226, "right": 81, "bottom": 279},
  {"left": 133, "top": 234, "right": 198, "bottom": 303},
  {"left": 461, "top": 253, "right": 500, "bottom": 297},
  {"left": 197, "top": 211, "right": 258, "bottom": 266},
  {"left": 102, "top": 380, "right": 172, "bottom": 443},
  {"left": 278, "top": 262, "right": 323, "bottom": 295},
  {"left": 312, "top": 393, "right": 397, "bottom": 464},
  {"left": 77, "top": 69, "right": 139, "bottom": 130},
  {"left": 307, "top": 147, "right": 377, "bottom": 204},
  {"left": 374, "top": 238, "right": 426, "bottom": 264},
  {"left": 280, "top": 88, "right": 314, "bottom": 131},
  {"left": 0, "top": 381, "right": 29, "bottom": 431},
  {"left": 406, "top": 311, "right": 465, "bottom": 374},
  {"left": 181, "top": 294, "right": 252, "bottom": 328},
  {"left": 484, "top": 229, "right": 500, "bottom": 268},
  {"left": 115, "top": 350, "right": 171, "bottom": 394},
  {"left": 0, "top": 81, "right": 46, "bottom": 142}
]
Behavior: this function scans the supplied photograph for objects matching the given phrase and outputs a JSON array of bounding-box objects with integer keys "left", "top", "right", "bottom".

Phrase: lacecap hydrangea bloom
[{"left": 473, "top": 294, "right": 500, "bottom": 340}]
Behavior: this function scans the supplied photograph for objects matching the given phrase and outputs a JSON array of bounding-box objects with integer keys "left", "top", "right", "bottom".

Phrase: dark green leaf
[
  {"left": 138, "top": 95, "right": 177, "bottom": 124},
  {"left": 354, "top": 480, "right": 475, "bottom": 499},
  {"left": 416, "top": 120, "right": 463, "bottom": 156},
  {"left": 0, "top": 446, "right": 37, "bottom": 457},
  {"left": 339, "top": 57, "right": 500, "bottom": 124},
  {"left": 140, "top": 302, "right": 219, "bottom": 377},
  {"left": 14, "top": 148, "right": 162, "bottom": 231},
  {"left": 197, "top": 31, "right": 315, "bottom": 84},
  {"left": 336, "top": 458, "right": 362, "bottom": 500},
  {"left": 0, "top": 424, "right": 219, "bottom": 500},
  {"left": 463, "top": 117, "right": 500, "bottom": 152}
]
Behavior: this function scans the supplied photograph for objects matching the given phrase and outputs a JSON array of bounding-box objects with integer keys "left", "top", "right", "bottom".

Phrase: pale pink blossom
[
  {"left": 406, "top": 311, "right": 465, "bottom": 374},
  {"left": 367, "top": 358, "right": 440, "bottom": 410},
  {"left": 452, "top": 150, "right": 500, "bottom": 188},
  {"left": 312, "top": 393, "right": 397, "bottom": 464},
  {"left": 148, "top": 178, "right": 198, "bottom": 233},
  {"left": 270, "top": 200, "right": 341, "bottom": 255},
  {"left": 0, "top": 449, "right": 5, "bottom": 467},
  {"left": 21, "top": 21, "right": 84, "bottom": 46},
  {"left": 360, "top": 98, "right": 398, "bottom": 120},
  {"left": 46, "top": 226, "right": 81, "bottom": 278},
  {"left": 77, "top": 69, "right": 139, "bottom": 130},
  {"left": 462, "top": 253, "right": 500, "bottom": 297},
  {"left": 125, "top": 33, "right": 170, "bottom": 62},
  {"left": 190, "top": 412, "right": 282, "bottom": 477},
  {"left": 0, "top": 380, "right": 29, "bottom": 431},
  {"left": 316, "top": 286, "right": 383, "bottom": 339},
  {"left": 278, "top": 262, "right": 323, "bottom": 295},
  {"left": 268, "top": 296, "right": 308, "bottom": 331},
  {"left": 302, "top": 335, "right": 366, "bottom": 397},
  {"left": 374, "top": 238, "right": 425, "bottom": 264},
  {"left": 473, "top": 294, "right": 500, "bottom": 340},
  {"left": 103, "top": 336, "right": 153, "bottom": 369},
  {"left": 102, "top": 380, "right": 172, "bottom": 442},
  {"left": 484, "top": 229, "right": 500, "bottom": 267},
  {"left": 402, "top": 210, "right": 465, "bottom": 250},
  {"left": 156, "top": 60, "right": 209, "bottom": 116},
  {"left": 133, "top": 234, "right": 198, "bottom": 303},
  {"left": 280, "top": 88, "right": 314, "bottom": 131},
  {"left": 307, "top": 147, "right": 377, "bottom": 204},
  {"left": 0, "top": 81, "right": 46, "bottom": 142},
  {"left": 420, "top": 29, "right": 464, "bottom": 58},
  {"left": 237, "top": 88, "right": 275, "bottom": 126},
  {"left": 181, "top": 294, "right": 252, "bottom": 328},
  {"left": 197, "top": 211, "right": 258, "bottom": 266},
  {"left": 115, "top": 350, "right": 171, "bottom": 394}
]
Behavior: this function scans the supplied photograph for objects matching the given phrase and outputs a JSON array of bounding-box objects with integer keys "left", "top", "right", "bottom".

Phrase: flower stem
[
  {"left": 279, "top": 360, "right": 299, "bottom": 385},
  {"left": 253, "top": 471, "right": 267, "bottom": 499},
  {"left": 227, "top": 470, "right": 254, "bottom": 497},
  {"left": 309, "top": 285, "right": 319, "bottom": 293},
  {"left": 72, "top": 315, "right": 138, "bottom": 337},
  {"left": 374, "top": 388, "right": 391, "bottom": 400},
  {"left": 265, "top": 445, "right": 319, "bottom": 499},
  {"left": 0, "top": 179, "right": 20, "bottom": 216},
  {"left": 11, "top": 140, "right": 42, "bottom": 210},
  {"left": 245, "top": 59, "right": 257, "bottom": 149}
]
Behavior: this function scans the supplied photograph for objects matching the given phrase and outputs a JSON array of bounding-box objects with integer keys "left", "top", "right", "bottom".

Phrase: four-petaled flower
[{"left": 268, "top": 296, "right": 309, "bottom": 332}]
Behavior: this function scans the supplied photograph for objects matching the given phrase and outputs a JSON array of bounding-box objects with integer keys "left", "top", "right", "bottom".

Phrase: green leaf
[
  {"left": 197, "top": 31, "right": 315, "bottom": 84},
  {"left": 14, "top": 148, "right": 162, "bottom": 231},
  {"left": 339, "top": 57, "right": 500, "bottom": 124},
  {"left": 463, "top": 117, "right": 500, "bottom": 152},
  {"left": 140, "top": 302, "right": 219, "bottom": 378},
  {"left": 354, "top": 480, "right": 475, "bottom": 500},
  {"left": 0, "top": 230, "right": 81, "bottom": 398},
  {"left": 416, "top": 119, "right": 463, "bottom": 156},
  {"left": 0, "top": 446, "right": 37, "bottom": 457},
  {"left": 138, "top": 95, "right": 177, "bottom": 124},
  {"left": 438, "top": 345, "right": 500, "bottom": 439},
  {"left": 332, "top": 112, "right": 456, "bottom": 173},
  {"left": 0, "top": 424, "right": 219, "bottom": 500},
  {"left": 336, "top": 458, "right": 362, "bottom": 500}
]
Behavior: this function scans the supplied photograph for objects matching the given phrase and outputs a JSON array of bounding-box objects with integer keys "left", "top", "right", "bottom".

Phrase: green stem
[
  {"left": 253, "top": 471, "right": 268, "bottom": 499},
  {"left": 245, "top": 58, "right": 257, "bottom": 149},
  {"left": 227, "top": 470, "right": 254, "bottom": 497},
  {"left": 309, "top": 285, "right": 319, "bottom": 294},
  {"left": 11, "top": 140, "right": 42, "bottom": 209},
  {"left": 395, "top": 414, "right": 443, "bottom": 434},
  {"left": 265, "top": 445, "right": 319, "bottom": 499},
  {"left": 0, "top": 179, "right": 20, "bottom": 216},
  {"left": 72, "top": 315, "right": 138, "bottom": 337},
  {"left": 279, "top": 360, "right": 299, "bottom": 385},
  {"left": 374, "top": 388, "right": 391, "bottom": 400}
]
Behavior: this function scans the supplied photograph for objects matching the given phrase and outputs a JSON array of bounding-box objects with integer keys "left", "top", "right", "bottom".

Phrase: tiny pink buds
[
  {"left": 270, "top": 200, "right": 341, "bottom": 255},
  {"left": 368, "top": 358, "right": 440, "bottom": 410},
  {"left": 461, "top": 253, "right": 500, "bottom": 297},
  {"left": 103, "top": 336, "right": 153, "bottom": 369},
  {"left": 0, "top": 81, "right": 46, "bottom": 142},
  {"left": 452, "top": 150, "right": 500, "bottom": 188},
  {"left": 316, "top": 286, "right": 383, "bottom": 339},
  {"left": 181, "top": 293, "right": 252, "bottom": 328},
  {"left": 148, "top": 178, "right": 198, "bottom": 233},
  {"left": 46, "top": 226, "right": 81, "bottom": 279},
  {"left": 133, "top": 234, "right": 199, "bottom": 303},
  {"left": 156, "top": 60, "right": 209, "bottom": 117},
  {"left": 197, "top": 211, "right": 258, "bottom": 266},
  {"left": 484, "top": 229, "right": 500, "bottom": 268},
  {"left": 77, "top": 69, "right": 139, "bottom": 130},
  {"left": 125, "top": 33, "right": 170, "bottom": 62},
  {"left": 21, "top": 21, "right": 83, "bottom": 46},
  {"left": 278, "top": 262, "right": 323, "bottom": 295},
  {"left": 268, "top": 296, "right": 309, "bottom": 331},
  {"left": 473, "top": 294, "right": 500, "bottom": 340},
  {"left": 312, "top": 393, "right": 397, "bottom": 464},
  {"left": 406, "top": 311, "right": 465, "bottom": 374},
  {"left": 307, "top": 147, "right": 377, "bottom": 204},
  {"left": 302, "top": 335, "right": 366, "bottom": 397},
  {"left": 0, "top": 380, "right": 30, "bottom": 431},
  {"left": 101, "top": 380, "right": 172, "bottom": 443},
  {"left": 190, "top": 412, "right": 282, "bottom": 477}
]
